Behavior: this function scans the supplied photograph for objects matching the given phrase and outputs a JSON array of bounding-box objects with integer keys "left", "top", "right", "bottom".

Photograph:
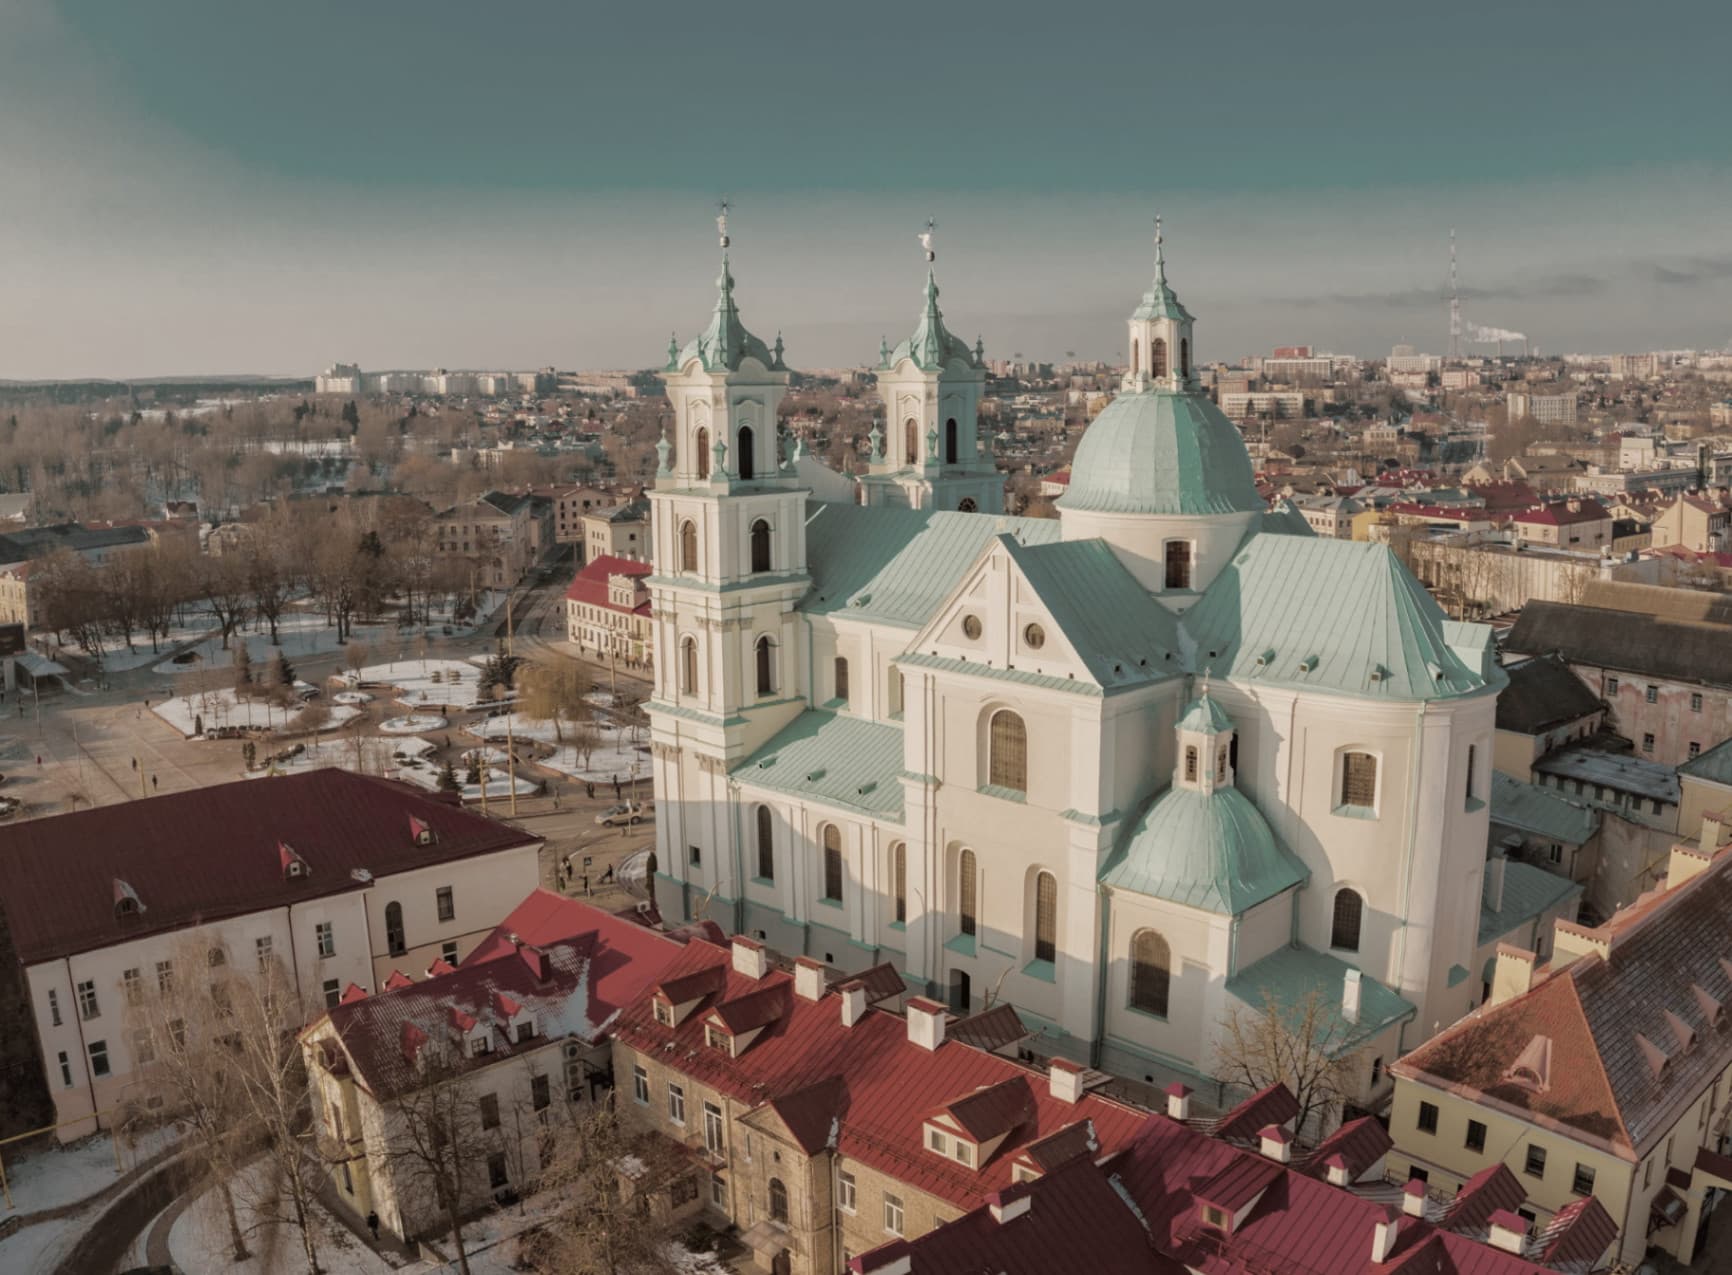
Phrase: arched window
[
  {"left": 768, "top": 1178, "right": 789, "bottom": 1224},
  {"left": 822, "top": 825, "right": 843, "bottom": 902},
  {"left": 1152, "top": 337, "right": 1168, "bottom": 378},
  {"left": 1033, "top": 871, "right": 1057, "bottom": 964},
  {"left": 904, "top": 417, "right": 919, "bottom": 466},
  {"left": 1184, "top": 746, "right": 1198, "bottom": 783},
  {"left": 988, "top": 710, "right": 1027, "bottom": 793},
  {"left": 755, "top": 635, "right": 775, "bottom": 697},
  {"left": 1331, "top": 889, "right": 1364, "bottom": 953},
  {"left": 750, "top": 519, "right": 772, "bottom": 574},
  {"left": 959, "top": 849, "right": 978, "bottom": 936},
  {"left": 1341, "top": 752, "right": 1378, "bottom": 808},
  {"left": 1131, "top": 338, "right": 1139, "bottom": 375},
  {"left": 680, "top": 636, "right": 698, "bottom": 695},
  {"left": 679, "top": 521, "right": 698, "bottom": 573},
  {"left": 892, "top": 842, "right": 907, "bottom": 924},
  {"left": 1216, "top": 749, "right": 1228, "bottom": 783},
  {"left": 1130, "top": 930, "right": 1171, "bottom": 1017},
  {"left": 945, "top": 418, "right": 958, "bottom": 464},
  {"left": 694, "top": 428, "right": 710, "bottom": 479},
  {"left": 833, "top": 657, "right": 849, "bottom": 707},
  {"left": 737, "top": 425, "right": 755, "bottom": 480},
  {"left": 385, "top": 901, "right": 405, "bottom": 956},
  {"left": 958, "top": 497, "right": 977, "bottom": 512},
  {"left": 1180, "top": 338, "right": 1191, "bottom": 378},
  {"left": 890, "top": 668, "right": 905, "bottom": 716},
  {"left": 756, "top": 805, "right": 774, "bottom": 882},
  {"left": 1164, "top": 540, "right": 1192, "bottom": 590}
]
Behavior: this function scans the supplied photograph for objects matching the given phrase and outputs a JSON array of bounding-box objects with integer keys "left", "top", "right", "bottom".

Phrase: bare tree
[
  {"left": 198, "top": 552, "right": 253, "bottom": 650},
  {"left": 377, "top": 1050, "right": 492, "bottom": 1275},
  {"left": 1215, "top": 988, "right": 1355, "bottom": 1137},
  {"left": 245, "top": 543, "right": 291, "bottom": 646},
  {"left": 517, "top": 656, "right": 593, "bottom": 743}
]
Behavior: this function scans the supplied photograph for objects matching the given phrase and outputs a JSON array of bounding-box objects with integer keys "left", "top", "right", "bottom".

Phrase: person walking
[
  {"left": 367, "top": 1210, "right": 380, "bottom": 1243},
  {"left": 612, "top": 774, "right": 621, "bottom": 800}
]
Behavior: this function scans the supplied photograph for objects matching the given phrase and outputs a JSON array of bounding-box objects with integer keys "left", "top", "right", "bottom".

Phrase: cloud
[
  {"left": 1286, "top": 272, "right": 1608, "bottom": 310},
  {"left": 1648, "top": 256, "right": 1732, "bottom": 287}
]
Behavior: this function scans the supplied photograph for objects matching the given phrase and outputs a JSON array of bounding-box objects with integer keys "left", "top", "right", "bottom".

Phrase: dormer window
[
  {"left": 653, "top": 1000, "right": 674, "bottom": 1027},
  {"left": 1203, "top": 1204, "right": 1229, "bottom": 1230},
  {"left": 705, "top": 1023, "right": 731, "bottom": 1054},
  {"left": 113, "top": 878, "right": 145, "bottom": 918},
  {"left": 954, "top": 1140, "right": 975, "bottom": 1168},
  {"left": 927, "top": 1126, "right": 947, "bottom": 1154},
  {"left": 470, "top": 1033, "right": 491, "bottom": 1057},
  {"left": 409, "top": 815, "right": 436, "bottom": 847}
]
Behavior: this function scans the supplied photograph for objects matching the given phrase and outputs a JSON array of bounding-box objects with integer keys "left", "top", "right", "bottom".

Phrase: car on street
[{"left": 595, "top": 801, "right": 648, "bottom": 827}]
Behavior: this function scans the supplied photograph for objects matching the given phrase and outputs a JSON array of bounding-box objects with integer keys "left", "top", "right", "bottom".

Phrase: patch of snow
[
  {"left": 153, "top": 688, "right": 358, "bottom": 739},
  {"left": 169, "top": 1159, "right": 394, "bottom": 1275},
  {"left": 379, "top": 714, "right": 449, "bottom": 734}
]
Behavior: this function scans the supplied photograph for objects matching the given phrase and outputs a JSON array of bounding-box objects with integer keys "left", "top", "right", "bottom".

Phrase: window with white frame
[
  {"left": 315, "top": 922, "right": 335, "bottom": 958},
  {"left": 838, "top": 1168, "right": 857, "bottom": 1212},
  {"left": 884, "top": 1192, "right": 904, "bottom": 1236},
  {"left": 668, "top": 1081, "right": 686, "bottom": 1125},
  {"left": 633, "top": 1064, "right": 649, "bottom": 1104}
]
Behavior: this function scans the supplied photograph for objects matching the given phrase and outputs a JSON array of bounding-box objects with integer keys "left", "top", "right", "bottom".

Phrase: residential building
[
  {"left": 1506, "top": 393, "right": 1578, "bottom": 426},
  {"left": 1219, "top": 390, "right": 1304, "bottom": 418},
  {"left": 644, "top": 233, "right": 1509, "bottom": 1106},
  {"left": 433, "top": 490, "right": 535, "bottom": 590},
  {"left": 0, "top": 772, "right": 541, "bottom": 1141},
  {"left": 1648, "top": 493, "right": 1730, "bottom": 554},
  {"left": 1507, "top": 499, "right": 1614, "bottom": 552},
  {"left": 316, "top": 362, "right": 364, "bottom": 395},
  {"left": 1388, "top": 345, "right": 1441, "bottom": 374},
  {"left": 1289, "top": 493, "right": 1362, "bottom": 539},
  {"left": 581, "top": 498, "right": 650, "bottom": 565},
  {"left": 565, "top": 554, "right": 653, "bottom": 665},
  {"left": 612, "top": 933, "right": 1150, "bottom": 1275},
  {"left": 300, "top": 890, "right": 684, "bottom": 1244},
  {"left": 1493, "top": 655, "right": 1606, "bottom": 782},
  {"left": 547, "top": 485, "right": 618, "bottom": 548},
  {"left": 1389, "top": 821, "right": 1732, "bottom": 1268},
  {"left": 0, "top": 562, "right": 35, "bottom": 628}
]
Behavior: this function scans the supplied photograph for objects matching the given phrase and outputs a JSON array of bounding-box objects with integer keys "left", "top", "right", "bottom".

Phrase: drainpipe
[
  {"left": 1090, "top": 885, "right": 1112, "bottom": 1069},
  {"left": 1391, "top": 704, "right": 1427, "bottom": 1004},
  {"left": 64, "top": 957, "right": 101, "bottom": 1134},
  {"left": 729, "top": 784, "right": 745, "bottom": 936}
]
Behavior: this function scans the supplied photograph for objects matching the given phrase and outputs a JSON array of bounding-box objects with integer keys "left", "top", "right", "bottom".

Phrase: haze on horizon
[{"left": 2, "top": 0, "right": 1729, "bottom": 381}]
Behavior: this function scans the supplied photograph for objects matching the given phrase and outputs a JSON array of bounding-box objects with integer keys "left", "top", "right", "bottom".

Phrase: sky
[{"left": 1, "top": 0, "right": 1729, "bottom": 379}]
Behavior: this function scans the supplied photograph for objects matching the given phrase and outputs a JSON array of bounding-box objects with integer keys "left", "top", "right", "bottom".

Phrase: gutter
[
  {"left": 1391, "top": 703, "right": 1426, "bottom": 1009},
  {"left": 1090, "top": 885, "right": 1112, "bottom": 1069},
  {"left": 64, "top": 956, "right": 101, "bottom": 1134}
]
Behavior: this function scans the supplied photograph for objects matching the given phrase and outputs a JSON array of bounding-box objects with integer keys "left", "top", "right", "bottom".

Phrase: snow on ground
[
  {"left": 380, "top": 713, "right": 449, "bottom": 734},
  {"left": 357, "top": 659, "right": 488, "bottom": 709},
  {"left": 243, "top": 736, "right": 416, "bottom": 780},
  {"left": 0, "top": 1125, "right": 178, "bottom": 1215},
  {"left": 169, "top": 1160, "right": 393, "bottom": 1275},
  {"left": 0, "top": 1214, "right": 82, "bottom": 1273},
  {"left": 153, "top": 688, "right": 360, "bottom": 739},
  {"left": 470, "top": 713, "right": 649, "bottom": 782}
]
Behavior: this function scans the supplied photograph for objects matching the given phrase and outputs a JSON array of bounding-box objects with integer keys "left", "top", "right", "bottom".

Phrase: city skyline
[{"left": 3, "top": 0, "right": 1730, "bottom": 379}]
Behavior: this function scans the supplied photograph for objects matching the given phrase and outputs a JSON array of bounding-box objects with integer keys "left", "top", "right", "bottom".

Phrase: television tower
[{"left": 1448, "top": 228, "right": 1461, "bottom": 359}]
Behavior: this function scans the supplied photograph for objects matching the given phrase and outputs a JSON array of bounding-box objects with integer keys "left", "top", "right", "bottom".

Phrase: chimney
[
  {"left": 1490, "top": 944, "right": 1536, "bottom": 1005},
  {"left": 1483, "top": 854, "right": 1507, "bottom": 913},
  {"left": 1259, "top": 1124, "right": 1293, "bottom": 1164},
  {"left": 793, "top": 956, "right": 826, "bottom": 1002},
  {"left": 1048, "top": 1057, "right": 1084, "bottom": 1104},
  {"left": 1704, "top": 811, "right": 1729, "bottom": 850},
  {"left": 1370, "top": 1214, "right": 1402, "bottom": 1264},
  {"left": 906, "top": 997, "right": 948, "bottom": 1051},
  {"left": 1401, "top": 1178, "right": 1428, "bottom": 1217},
  {"left": 987, "top": 1188, "right": 1032, "bottom": 1224},
  {"left": 731, "top": 935, "right": 768, "bottom": 980},
  {"left": 856, "top": 1256, "right": 912, "bottom": 1275},
  {"left": 840, "top": 980, "right": 868, "bottom": 1027},
  {"left": 1670, "top": 843, "right": 1715, "bottom": 889},
  {"left": 1324, "top": 1154, "right": 1352, "bottom": 1187},
  {"left": 1342, "top": 968, "right": 1362, "bottom": 1024},
  {"left": 1488, "top": 1209, "right": 1528, "bottom": 1254},
  {"left": 1165, "top": 1082, "right": 1193, "bottom": 1121}
]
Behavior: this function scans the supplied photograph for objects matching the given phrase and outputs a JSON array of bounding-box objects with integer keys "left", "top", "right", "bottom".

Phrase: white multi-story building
[
  {"left": 1506, "top": 391, "right": 1578, "bottom": 425},
  {"left": 0, "top": 771, "right": 541, "bottom": 1141},
  {"left": 317, "top": 363, "right": 364, "bottom": 395},
  {"left": 641, "top": 227, "right": 1515, "bottom": 1103}
]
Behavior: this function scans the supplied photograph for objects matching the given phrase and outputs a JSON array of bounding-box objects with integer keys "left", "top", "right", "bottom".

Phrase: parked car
[{"left": 595, "top": 801, "right": 648, "bottom": 827}]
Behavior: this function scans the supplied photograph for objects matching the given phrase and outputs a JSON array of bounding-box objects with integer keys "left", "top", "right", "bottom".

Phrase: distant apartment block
[{"left": 1506, "top": 392, "right": 1578, "bottom": 426}]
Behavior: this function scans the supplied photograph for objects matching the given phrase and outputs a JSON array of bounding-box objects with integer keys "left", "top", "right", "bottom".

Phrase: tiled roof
[
  {"left": 612, "top": 939, "right": 1149, "bottom": 1211},
  {"left": 1505, "top": 600, "right": 1732, "bottom": 689},
  {"left": 1491, "top": 772, "right": 1601, "bottom": 846},
  {"left": 1479, "top": 859, "right": 1583, "bottom": 946},
  {"left": 732, "top": 710, "right": 906, "bottom": 819},
  {"left": 1396, "top": 846, "right": 1732, "bottom": 1159},
  {"left": 1496, "top": 655, "right": 1603, "bottom": 734},
  {"left": 563, "top": 554, "right": 651, "bottom": 614},
  {"left": 0, "top": 772, "right": 537, "bottom": 965},
  {"left": 1183, "top": 534, "right": 1497, "bottom": 702},
  {"left": 1226, "top": 946, "right": 1416, "bottom": 1053}
]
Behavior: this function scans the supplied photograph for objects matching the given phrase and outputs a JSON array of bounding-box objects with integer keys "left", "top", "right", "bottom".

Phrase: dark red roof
[
  {"left": 707, "top": 982, "right": 789, "bottom": 1034},
  {"left": 1444, "top": 1163, "right": 1526, "bottom": 1232},
  {"left": 1297, "top": 1115, "right": 1391, "bottom": 1181},
  {"left": 1014, "top": 1119, "right": 1098, "bottom": 1172},
  {"left": 1510, "top": 498, "right": 1611, "bottom": 527},
  {"left": 1211, "top": 1082, "right": 1300, "bottom": 1142},
  {"left": 929, "top": 1077, "right": 1037, "bottom": 1144},
  {"left": 1194, "top": 1154, "right": 1283, "bottom": 1213},
  {"left": 948, "top": 1003, "right": 1030, "bottom": 1054},
  {"left": 563, "top": 554, "right": 651, "bottom": 614},
  {"left": 0, "top": 771, "right": 538, "bottom": 965},
  {"left": 1536, "top": 1195, "right": 1619, "bottom": 1268}
]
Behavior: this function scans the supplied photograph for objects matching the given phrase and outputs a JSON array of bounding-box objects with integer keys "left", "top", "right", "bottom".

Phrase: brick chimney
[
  {"left": 793, "top": 956, "right": 826, "bottom": 1002},
  {"left": 840, "top": 980, "right": 868, "bottom": 1027},
  {"left": 1048, "top": 1057, "right": 1083, "bottom": 1104},
  {"left": 1165, "top": 1082, "right": 1192, "bottom": 1121},
  {"left": 731, "top": 935, "right": 768, "bottom": 980},
  {"left": 906, "top": 997, "right": 947, "bottom": 1051}
]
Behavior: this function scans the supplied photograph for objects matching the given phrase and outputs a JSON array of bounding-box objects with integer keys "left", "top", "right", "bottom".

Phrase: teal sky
[{"left": 2, "top": 0, "right": 1729, "bottom": 378}]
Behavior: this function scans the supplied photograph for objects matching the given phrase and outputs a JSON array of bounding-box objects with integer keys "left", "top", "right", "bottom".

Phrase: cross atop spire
[
  {"left": 919, "top": 216, "right": 937, "bottom": 264},
  {"left": 716, "top": 196, "right": 731, "bottom": 250},
  {"left": 1153, "top": 214, "right": 1166, "bottom": 284}
]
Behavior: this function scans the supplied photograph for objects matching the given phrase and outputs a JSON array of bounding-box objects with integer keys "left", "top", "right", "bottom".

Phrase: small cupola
[
  {"left": 1123, "top": 217, "right": 1196, "bottom": 394},
  {"left": 1174, "top": 690, "right": 1236, "bottom": 796},
  {"left": 278, "top": 841, "right": 311, "bottom": 880}
]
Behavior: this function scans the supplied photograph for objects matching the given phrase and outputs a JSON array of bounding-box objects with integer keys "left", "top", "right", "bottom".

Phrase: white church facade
[{"left": 642, "top": 221, "right": 1522, "bottom": 1112}]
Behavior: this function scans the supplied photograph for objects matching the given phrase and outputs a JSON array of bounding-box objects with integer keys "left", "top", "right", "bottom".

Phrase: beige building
[
  {"left": 1389, "top": 819, "right": 1732, "bottom": 1268},
  {"left": 1649, "top": 493, "right": 1730, "bottom": 554},
  {"left": 564, "top": 554, "right": 653, "bottom": 665},
  {"left": 1506, "top": 392, "right": 1578, "bottom": 426},
  {"left": 0, "top": 562, "right": 35, "bottom": 627},
  {"left": 547, "top": 485, "right": 618, "bottom": 548},
  {"left": 581, "top": 497, "right": 650, "bottom": 564},
  {"left": 433, "top": 490, "right": 535, "bottom": 590},
  {"left": 1507, "top": 498, "right": 1614, "bottom": 552},
  {"left": 0, "top": 772, "right": 541, "bottom": 1142}
]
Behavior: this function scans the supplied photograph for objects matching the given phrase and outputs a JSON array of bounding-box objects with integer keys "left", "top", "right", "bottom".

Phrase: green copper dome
[
  {"left": 671, "top": 255, "right": 784, "bottom": 374},
  {"left": 1176, "top": 693, "right": 1234, "bottom": 735},
  {"left": 1059, "top": 389, "right": 1262, "bottom": 517},
  {"left": 883, "top": 272, "right": 981, "bottom": 372},
  {"left": 1100, "top": 785, "right": 1308, "bottom": 915}
]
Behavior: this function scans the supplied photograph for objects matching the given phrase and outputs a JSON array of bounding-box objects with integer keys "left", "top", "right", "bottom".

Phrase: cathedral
[{"left": 641, "top": 220, "right": 1518, "bottom": 1109}]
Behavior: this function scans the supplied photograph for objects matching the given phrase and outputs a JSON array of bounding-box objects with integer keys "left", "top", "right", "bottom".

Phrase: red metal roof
[
  {"left": 1444, "top": 1163, "right": 1526, "bottom": 1232},
  {"left": 1211, "top": 1082, "right": 1300, "bottom": 1142},
  {"left": 1297, "top": 1115, "right": 1391, "bottom": 1181},
  {"left": 0, "top": 771, "right": 538, "bottom": 966},
  {"left": 1536, "top": 1195, "right": 1619, "bottom": 1269},
  {"left": 1510, "top": 498, "right": 1611, "bottom": 527},
  {"left": 563, "top": 553, "right": 651, "bottom": 614},
  {"left": 928, "top": 1077, "right": 1038, "bottom": 1144}
]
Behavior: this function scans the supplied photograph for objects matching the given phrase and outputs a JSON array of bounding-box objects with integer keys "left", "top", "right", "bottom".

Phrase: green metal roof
[
  {"left": 1176, "top": 693, "right": 1234, "bottom": 735},
  {"left": 672, "top": 255, "right": 783, "bottom": 374},
  {"left": 1680, "top": 736, "right": 1732, "bottom": 789},
  {"left": 1129, "top": 246, "right": 1193, "bottom": 323},
  {"left": 1181, "top": 533, "right": 1499, "bottom": 701},
  {"left": 883, "top": 271, "right": 981, "bottom": 373},
  {"left": 1478, "top": 859, "right": 1582, "bottom": 946},
  {"left": 1260, "top": 499, "right": 1317, "bottom": 537},
  {"left": 1057, "top": 389, "right": 1263, "bottom": 516},
  {"left": 1490, "top": 771, "right": 1601, "bottom": 846},
  {"left": 1000, "top": 537, "right": 1183, "bottom": 688},
  {"left": 1100, "top": 785, "right": 1308, "bottom": 915},
  {"left": 1226, "top": 945, "right": 1416, "bottom": 1054},
  {"left": 896, "top": 651, "right": 1104, "bottom": 697},
  {"left": 732, "top": 710, "right": 905, "bottom": 819}
]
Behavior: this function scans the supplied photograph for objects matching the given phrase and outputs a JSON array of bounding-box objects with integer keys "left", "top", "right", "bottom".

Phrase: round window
[
  {"left": 1024, "top": 623, "right": 1046, "bottom": 650},
  {"left": 961, "top": 615, "right": 983, "bottom": 640}
]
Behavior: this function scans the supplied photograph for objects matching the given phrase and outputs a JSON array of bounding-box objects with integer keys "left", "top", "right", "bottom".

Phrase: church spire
[
  {"left": 1124, "top": 215, "right": 1196, "bottom": 392},
  {"left": 671, "top": 199, "right": 777, "bottom": 373}
]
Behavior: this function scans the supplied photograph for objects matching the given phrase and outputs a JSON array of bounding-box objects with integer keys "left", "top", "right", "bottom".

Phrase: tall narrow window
[
  {"left": 1465, "top": 744, "right": 1477, "bottom": 804},
  {"left": 1180, "top": 337, "right": 1191, "bottom": 378},
  {"left": 959, "top": 849, "right": 978, "bottom": 936},
  {"left": 1034, "top": 871, "right": 1057, "bottom": 964},
  {"left": 769, "top": 1178, "right": 789, "bottom": 1224},
  {"left": 1331, "top": 889, "right": 1364, "bottom": 953},
  {"left": 1184, "top": 746, "right": 1198, "bottom": 782},
  {"left": 750, "top": 519, "right": 771, "bottom": 573},
  {"left": 833, "top": 657, "right": 849, "bottom": 707},
  {"left": 755, "top": 636, "right": 775, "bottom": 696},
  {"left": 904, "top": 418, "right": 919, "bottom": 466},
  {"left": 892, "top": 843, "right": 907, "bottom": 924},
  {"left": 737, "top": 425, "right": 755, "bottom": 480},
  {"left": 1341, "top": 752, "right": 1378, "bottom": 808},
  {"left": 890, "top": 668, "right": 905, "bottom": 716},
  {"left": 1131, "top": 339, "right": 1139, "bottom": 375},
  {"left": 1164, "top": 540, "right": 1192, "bottom": 590},
  {"left": 679, "top": 520, "right": 699, "bottom": 572},
  {"left": 1152, "top": 337, "right": 1168, "bottom": 378},
  {"left": 694, "top": 428, "right": 710, "bottom": 479},
  {"left": 988, "top": 710, "right": 1027, "bottom": 793},
  {"left": 822, "top": 824, "right": 843, "bottom": 902},
  {"left": 945, "top": 418, "right": 958, "bottom": 464},
  {"left": 385, "top": 901, "right": 406, "bottom": 956},
  {"left": 756, "top": 805, "right": 775, "bottom": 882},
  {"left": 1130, "top": 930, "right": 1171, "bottom": 1017},
  {"left": 680, "top": 637, "right": 699, "bottom": 695}
]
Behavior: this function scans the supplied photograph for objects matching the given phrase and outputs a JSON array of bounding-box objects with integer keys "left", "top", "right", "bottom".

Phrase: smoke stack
[{"left": 1343, "top": 968, "right": 1362, "bottom": 1024}]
